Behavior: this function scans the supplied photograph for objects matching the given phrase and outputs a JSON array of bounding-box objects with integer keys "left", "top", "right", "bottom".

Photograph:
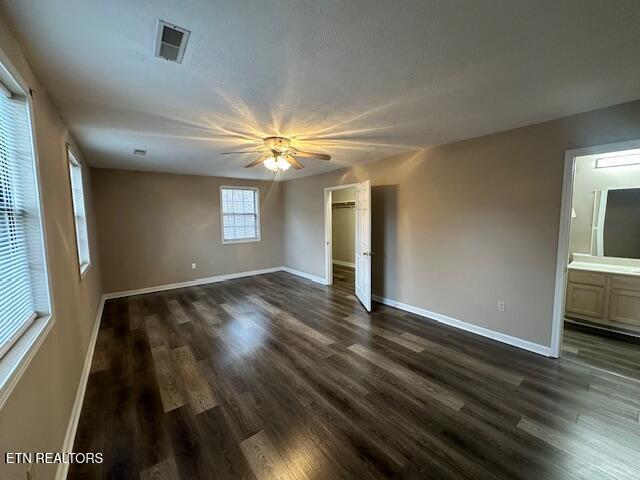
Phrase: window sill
[
  {"left": 222, "top": 238, "right": 262, "bottom": 245},
  {"left": 80, "top": 262, "right": 91, "bottom": 279},
  {"left": 0, "top": 314, "right": 54, "bottom": 409}
]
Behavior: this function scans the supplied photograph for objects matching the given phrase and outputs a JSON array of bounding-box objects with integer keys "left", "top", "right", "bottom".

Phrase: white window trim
[
  {"left": 67, "top": 146, "right": 91, "bottom": 278},
  {"left": 0, "top": 49, "right": 54, "bottom": 409},
  {"left": 219, "top": 186, "right": 261, "bottom": 244}
]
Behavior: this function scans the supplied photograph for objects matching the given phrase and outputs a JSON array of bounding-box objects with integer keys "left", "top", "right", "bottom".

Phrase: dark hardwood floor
[
  {"left": 562, "top": 321, "right": 640, "bottom": 381},
  {"left": 70, "top": 266, "right": 640, "bottom": 479}
]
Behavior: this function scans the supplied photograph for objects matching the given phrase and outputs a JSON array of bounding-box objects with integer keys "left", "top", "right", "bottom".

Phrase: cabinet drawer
[
  {"left": 565, "top": 283, "right": 606, "bottom": 318},
  {"left": 609, "top": 289, "right": 640, "bottom": 327},
  {"left": 568, "top": 269, "right": 607, "bottom": 287},
  {"left": 611, "top": 275, "right": 640, "bottom": 292}
]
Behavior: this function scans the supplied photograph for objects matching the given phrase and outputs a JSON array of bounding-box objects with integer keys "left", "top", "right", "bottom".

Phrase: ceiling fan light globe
[
  {"left": 277, "top": 157, "right": 291, "bottom": 171},
  {"left": 263, "top": 156, "right": 278, "bottom": 171}
]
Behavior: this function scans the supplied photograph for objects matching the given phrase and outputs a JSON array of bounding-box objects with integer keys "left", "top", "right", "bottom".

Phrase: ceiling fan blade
[
  {"left": 285, "top": 155, "right": 304, "bottom": 170},
  {"left": 244, "top": 155, "right": 268, "bottom": 168},
  {"left": 220, "top": 150, "right": 264, "bottom": 155},
  {"left": 291, "top": 150, "right": 331, "bottom": 161}
]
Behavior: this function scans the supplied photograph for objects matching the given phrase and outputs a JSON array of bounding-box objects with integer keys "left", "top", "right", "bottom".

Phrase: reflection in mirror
[{"left": 591, "top": 188, "right": 640, "bottom": 259}]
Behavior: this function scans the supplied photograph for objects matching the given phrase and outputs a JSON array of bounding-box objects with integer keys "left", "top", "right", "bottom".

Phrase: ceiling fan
[{"left": 220, "top": 136, "right": 331, "bottom": 172}]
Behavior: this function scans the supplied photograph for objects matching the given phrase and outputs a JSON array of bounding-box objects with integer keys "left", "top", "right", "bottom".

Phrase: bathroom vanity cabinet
[{"left": 565, "top": 267, "right": 640, "bottom": 330}]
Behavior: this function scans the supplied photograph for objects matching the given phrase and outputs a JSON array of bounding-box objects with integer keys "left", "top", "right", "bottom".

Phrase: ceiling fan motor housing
[{"left": 263, "top": 136, "right": 290, "bottom": 153}]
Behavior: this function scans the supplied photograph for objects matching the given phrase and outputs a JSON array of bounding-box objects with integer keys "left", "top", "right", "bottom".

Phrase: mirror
[{"left": 591, "top": 187, "right": 640, "bottom": 259}]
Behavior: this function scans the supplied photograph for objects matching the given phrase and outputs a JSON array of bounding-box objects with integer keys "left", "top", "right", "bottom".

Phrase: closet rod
[{"left": 332, "top": 201, "right": 355, "bottom": 209}]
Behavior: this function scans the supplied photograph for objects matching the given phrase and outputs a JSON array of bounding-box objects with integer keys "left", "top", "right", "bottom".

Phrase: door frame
[
  {"left": 550, "top": 138, "right": 640, "bottom": 358},
  {"left": 324, "top": 183, "right": 359, "bottom": 285}
]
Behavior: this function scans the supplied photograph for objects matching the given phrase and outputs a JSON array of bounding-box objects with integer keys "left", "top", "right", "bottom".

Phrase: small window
[
  {"left": 220, "top": 186, "right": 260, "bottom": 243},
  {"left": 67, "top": 149, "right": 90, "bottom": 274},
  {"left": 595, "top": 150, "right": 640, "bottom": 169},
  {"left": 0, "top": 78, "right": 49, "bottom": 359}
]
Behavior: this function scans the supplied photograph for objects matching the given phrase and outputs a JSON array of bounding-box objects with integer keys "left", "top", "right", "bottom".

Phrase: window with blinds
[
  {"left": 220, "top": 186, "right": 260, "bottom": 243},
  {"left": 0, "top": 81, "right": 48, "bottom": 359},
  {"left": 67, "top": 150, "right": 90, "bottom": 274}
]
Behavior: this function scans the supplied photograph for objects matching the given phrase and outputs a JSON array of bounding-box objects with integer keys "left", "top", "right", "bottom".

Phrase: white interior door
[{"left": 355, "top": 180, "right": 372, "bottom": 311}]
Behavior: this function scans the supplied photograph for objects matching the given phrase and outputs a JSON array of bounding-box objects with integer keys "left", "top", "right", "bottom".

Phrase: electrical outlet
[
  {"left": 191, "top": 263, "right": 196, "bottom": 270},
  {"left": 497, "top": 301, "right": 506, "bottom": 312}
]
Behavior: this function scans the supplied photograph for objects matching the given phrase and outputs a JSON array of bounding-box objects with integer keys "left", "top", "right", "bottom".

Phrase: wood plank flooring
[
  {"left": 70, "top": 265, "right": 640, "bottom": 479},
  {"left": 562, "top": 321, "right": 640, "bottom": 381}
]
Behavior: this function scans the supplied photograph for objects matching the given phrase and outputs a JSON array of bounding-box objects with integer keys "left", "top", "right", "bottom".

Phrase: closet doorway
[{"left": 324, "top": 182, "right": 372, "bottom": 311}]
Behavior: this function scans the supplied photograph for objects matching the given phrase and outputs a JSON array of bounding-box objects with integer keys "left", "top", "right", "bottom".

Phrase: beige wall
[
  {"left": 92, "top": 168, "right": 283, "bottom": 293},
  {"left": 332, "top": 188, "right": 355, "bottom": 265},
  {"left": 569, "top": 153, "right": 640, "bottom": 255},
  {"left": 0, "top": 16, "right": 103, "bottom": 480},
  {"left": 283, "top": 100, "right": 640, "bottom": 348}
]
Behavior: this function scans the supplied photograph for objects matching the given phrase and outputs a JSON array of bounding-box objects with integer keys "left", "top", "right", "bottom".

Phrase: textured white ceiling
[{"left": 1, "top": 0, "right": 640, "bottom": 180}]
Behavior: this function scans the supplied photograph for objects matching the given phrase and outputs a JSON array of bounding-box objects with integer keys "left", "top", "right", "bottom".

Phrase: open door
[{"left": 355, "top": 180, "right": 372, "bottom": 311}]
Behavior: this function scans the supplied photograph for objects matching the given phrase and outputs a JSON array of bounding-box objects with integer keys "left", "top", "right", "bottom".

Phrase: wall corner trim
[
  {"left": 371, "top": 294, "right": 552, "bottom": 357},
  {"left": 55, "top": 295, "right": 105, "bottom": 480},
  {"left": 282, "top": 267, "right": 329, "bottom": 285}
]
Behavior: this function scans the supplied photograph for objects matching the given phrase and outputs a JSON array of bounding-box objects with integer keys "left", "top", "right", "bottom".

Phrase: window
[
  {"left": 595, "top": 149, "right": 640, "bottom": 169},
  {"left": 0, "top": 78, "right": 49, "bottom": 360},
  {"left": 220, "top": 186, "right": 260, "bottom": 243},
  {"left": 67, "top": 149, "right": 90, "bottom": 274}
]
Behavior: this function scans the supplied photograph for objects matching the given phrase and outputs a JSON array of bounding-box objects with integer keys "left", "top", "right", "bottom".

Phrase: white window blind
[
  {"left": 220, "top": 187, "right": 260, "bottom": 243},
  {"left": 67, "top": 151, "right": 90, "bottom": 273},
  {"left": 0, "top": 86, "right": 43, "bottom": 358}
]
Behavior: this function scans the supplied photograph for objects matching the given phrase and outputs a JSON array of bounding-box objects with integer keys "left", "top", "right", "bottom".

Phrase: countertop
[{"left": 568, "top": 260, "right": 640, "bottom": 276}]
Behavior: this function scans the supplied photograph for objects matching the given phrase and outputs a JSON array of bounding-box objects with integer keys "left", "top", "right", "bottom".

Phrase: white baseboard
[
  {"left": 103, "top": 266, "right": 333, "bottom": 299},
  {"left": 372, "top": 294, "right": 552, "bottom": 357},
  {"left": 55, "top": 295, "right": 105, "bottom": 480},
  {"left": 103, "top": 266, "right": 285, "bottom": 299},
  {"left": 282, "top": 267, "right": 328, "bottom": 285},
  {"left": 332, "top": 260, "right": 355, "bottom": 268}
]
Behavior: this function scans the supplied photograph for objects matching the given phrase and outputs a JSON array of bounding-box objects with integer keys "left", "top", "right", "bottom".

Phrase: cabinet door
[
  {"left": 609, "top": 289, "right": 640, "bottom": 327},
  {"left": 566, "top": 283, "right": 605, "bottom": 319}
]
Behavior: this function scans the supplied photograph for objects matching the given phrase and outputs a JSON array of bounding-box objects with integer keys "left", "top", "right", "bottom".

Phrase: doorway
[
  {"left": 324, "top": 181, "right": 372, "bottom": 311},
  {"left": 552, "top": 139, "right": 640, "bottom": 379},
  {"left": 330, "top": 187, "right": 356, "bottom": 297}
]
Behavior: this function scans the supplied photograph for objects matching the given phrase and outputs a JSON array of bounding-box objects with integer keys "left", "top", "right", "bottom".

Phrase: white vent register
[{"left": 155, "top": 20, "right": 190, "bottom": 63}]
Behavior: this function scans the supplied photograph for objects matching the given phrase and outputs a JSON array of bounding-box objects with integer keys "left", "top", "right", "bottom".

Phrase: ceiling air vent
[{"left": 155, "top": 20, "right": 190, "bottom": 63}]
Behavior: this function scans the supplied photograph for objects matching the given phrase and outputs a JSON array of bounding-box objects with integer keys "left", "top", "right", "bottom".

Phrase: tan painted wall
[
  {"left": 0, "top": 17, "right": 103, "bottom": 480},
  {"left": 92, "top": 168, "right": 284, "bottom": 293},
  {"left": 332, "top": 188, "right": 355, "bottom": 265},
  {"left": 569, "top": 153, "right": 640, "bottom": 255},
  {"left": 283, "top": 100, "right": 640, "bottom": 348}
]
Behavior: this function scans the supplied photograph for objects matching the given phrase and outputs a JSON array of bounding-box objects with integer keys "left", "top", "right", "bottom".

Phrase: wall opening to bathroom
[{"left": 552, "top": 140, "right": 640, "bottom": 379}]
